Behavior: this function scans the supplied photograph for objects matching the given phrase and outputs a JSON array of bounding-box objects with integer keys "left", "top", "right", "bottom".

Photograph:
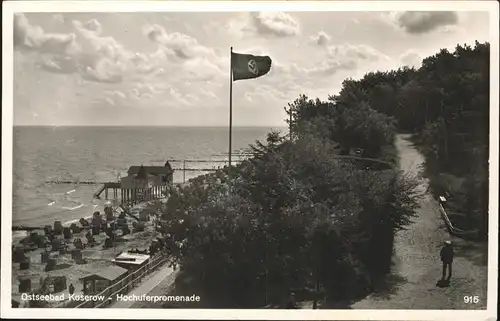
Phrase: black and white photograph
[{"left": 1, "top": 1, "right": 498, "bottom": 320}]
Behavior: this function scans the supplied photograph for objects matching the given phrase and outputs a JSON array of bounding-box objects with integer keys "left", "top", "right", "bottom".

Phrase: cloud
[
  {"left": 309, "top": 31, "right": 331, "bottom": 46},
  {"left": 14, "top": 14, "right": 168, "bottom": 84},
  {"left": 81, "top": 18, "right": 103, "bottom": 34},
  {"left": 306, "top": 44, "right": 391, "bottom": 75},
  {"left": 270, "top": 44, "right": 391, "bottom": 85},
  {"left": 251, "top": 12, "right": 300, "bottom": 37},
  {"left": 241, "top": 45, "right": 382, "bottom": 108},
  {"left": 143, "top": 24, "right": 214, "bottom": 60},
  {"left": 135, "top": 82, "right": 164, "bottom": 95},
  {"left": 52, "top": 14, "right": 65, "bottom": 24},
  {"left": 14, "top": 14, "right": 77, "bottom": 55},
  {"left": 105, "top": 90, "right": 127, "bottom": 100},
  {"left": 400, "top": 50, "right": 422, "bottom": 67},
  {"left": 326, "top": 44, "right": 390, "bottom": 62},
  {"left": 389, "top": 11, "right": 459, "bottom": 34},
  {"left": 72, "top": 19, "right": 131, "bottom": 65},
  {"left": 39, "top": 55, "right": 78, "bottom": 74},
  {"left": 307, "top": 60, "right": 358, "bottom": 76},
  {"left": 143, "top": 24, "right": 225, "bottom": 81},
  {"left": 15, "top": 14, "right": 226, "bottom": 88},
  {"left": 200, "top": 88, "right": 220, "bottom": 101},
  {"left": 82, "top": 61, "right": 124, "bottom": 83},
  {"left": 230, "top": 12, "right": 300, "bottom": 38},
  {"left": 104, "top": 97, "right": 116, "bottom": 106}
]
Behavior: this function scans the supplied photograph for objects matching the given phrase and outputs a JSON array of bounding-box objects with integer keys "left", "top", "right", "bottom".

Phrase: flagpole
[{"left": 228, "top": 47, "right": 233, "bottom": 178}]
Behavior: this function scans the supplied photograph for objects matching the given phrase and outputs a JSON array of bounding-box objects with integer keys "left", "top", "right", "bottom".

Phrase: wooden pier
[{"left": 94, "top": 182, "right": 122, "bottom": 199}]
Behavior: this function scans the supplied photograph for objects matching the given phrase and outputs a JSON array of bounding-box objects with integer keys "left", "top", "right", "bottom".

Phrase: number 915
[{"left": 464, "top": 296, "right": 480, "bottom": 304}]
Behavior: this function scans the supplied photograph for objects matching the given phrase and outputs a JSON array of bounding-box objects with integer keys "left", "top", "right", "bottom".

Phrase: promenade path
[
  {"left": 108, "top": 134, "right": 489, "bottom": 310},
  {"left": 109, "top": 264, "right": 176, "bottom": 308},
  {"left": 350, "top": 134, "right": 488, "bottom": 309}
]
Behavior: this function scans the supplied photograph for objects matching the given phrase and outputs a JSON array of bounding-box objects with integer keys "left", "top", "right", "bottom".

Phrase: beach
[{"left": 11, "top": 199, "right": 168, "bottom": 308}]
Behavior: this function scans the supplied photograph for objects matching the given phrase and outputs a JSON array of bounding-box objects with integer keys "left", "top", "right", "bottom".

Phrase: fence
[
  {"left": 437, "top": 198, "right": 479, "bottom": 240},
  {"left": 167, "top": 156, "right": 248, "bottom": 183},
  {"left": 71, "top": 252, "right": 170, "bottom": 308}
]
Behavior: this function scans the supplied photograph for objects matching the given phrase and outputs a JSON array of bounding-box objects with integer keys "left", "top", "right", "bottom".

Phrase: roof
[
  {"left": 112, "top": 252, "right": 150, "bottom": 266},
  {"left": 128, "top": 165, "right": 173, "bottom": 176},
  {"left": 79, "top": 266, "right": 128, "bottom": 282},
  {"left": 136, "top": 165, "right": 148, "bottom": 180}
]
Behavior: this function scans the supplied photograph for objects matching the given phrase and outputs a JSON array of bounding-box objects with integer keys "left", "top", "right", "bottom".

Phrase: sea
[{"left": 12, "top": 126, "right": 281, "bottom": 231}]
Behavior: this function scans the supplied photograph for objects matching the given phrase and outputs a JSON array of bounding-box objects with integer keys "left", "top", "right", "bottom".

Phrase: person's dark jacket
[{"left": 440, "top": 246, "right": 454, "bottom": 263}]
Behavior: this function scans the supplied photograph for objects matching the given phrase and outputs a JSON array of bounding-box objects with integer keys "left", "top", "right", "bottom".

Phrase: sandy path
[
  {"left": 126, "top": 267, "right": 179, "bottom": 309},
  {"left": 109, "top": 263, "right": 176, "bottom": 308},
  {"left": 350, "top": 134, "right": 488, "bottom": 309}
]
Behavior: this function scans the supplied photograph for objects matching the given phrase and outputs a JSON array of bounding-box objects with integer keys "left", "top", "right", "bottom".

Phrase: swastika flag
[{"left": 231, "top": 52, "right": 272, "bottom": 81}]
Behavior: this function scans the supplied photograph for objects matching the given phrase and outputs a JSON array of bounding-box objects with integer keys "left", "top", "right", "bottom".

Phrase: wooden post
[
  {"left": 105, "top": 188, "right": 108, "bottom": 200},
  {"left": 183, "top": 160, "right": 186, "bottom": 183}
]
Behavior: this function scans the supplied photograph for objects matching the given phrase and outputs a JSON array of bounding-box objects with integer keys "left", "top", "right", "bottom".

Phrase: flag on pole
[
  {"left": 231, "top": 52, "right": 272, "bottom": 81},
  {"left": 227, "top": 48, "right": 272, "bottom": 178}
]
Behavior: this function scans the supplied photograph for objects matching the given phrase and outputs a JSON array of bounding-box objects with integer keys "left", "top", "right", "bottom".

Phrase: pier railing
[
  {"left": 45, "top": 153, "right": 392, "bottom": 190},
  {"left": 45, "top": 155, "right": 250, "bottom": 186},
  {"left": 71, "top": 251, "right": 171, "bottom": 308}
]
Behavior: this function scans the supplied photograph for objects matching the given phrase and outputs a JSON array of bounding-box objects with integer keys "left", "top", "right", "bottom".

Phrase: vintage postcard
[{"left": 1, "top": 1, "right": 498, "bottom": 320}]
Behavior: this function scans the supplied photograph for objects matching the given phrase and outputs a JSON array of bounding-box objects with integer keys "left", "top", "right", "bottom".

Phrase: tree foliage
[
  {"left": 160, "top": 118, "right": 418, "bottom": 307},
  {"left": 326, "top": 41, "right": 489, "bottom": 236}
]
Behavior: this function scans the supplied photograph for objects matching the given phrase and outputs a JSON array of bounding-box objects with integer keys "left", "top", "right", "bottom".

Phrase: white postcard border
[{"left": 2, "top": 1, "right": 498, "bottom": 320}]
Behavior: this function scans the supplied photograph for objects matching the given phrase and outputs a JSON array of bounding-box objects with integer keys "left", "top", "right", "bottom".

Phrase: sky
[{"left": 12, "top": 9, "right": 492, "bottom": 126}]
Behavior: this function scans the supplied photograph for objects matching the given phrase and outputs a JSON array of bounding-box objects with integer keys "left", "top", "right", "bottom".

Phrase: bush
[{"left": 161, "top": 129, "right": 419, "bottom": 307}]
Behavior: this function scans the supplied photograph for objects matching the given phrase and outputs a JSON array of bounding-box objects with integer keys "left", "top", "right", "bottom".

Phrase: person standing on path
[{"left": 440, "top": 241, "right": 454, "bottom": 281}]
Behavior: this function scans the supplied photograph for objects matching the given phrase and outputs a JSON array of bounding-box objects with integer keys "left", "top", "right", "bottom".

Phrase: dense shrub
[{"left": 160, "top": 129, "right": 419, "bottom": 307}]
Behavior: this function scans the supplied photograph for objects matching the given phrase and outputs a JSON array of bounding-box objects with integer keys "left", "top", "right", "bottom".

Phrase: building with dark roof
[
  {"left": 79, "top": 266, "right": 128, "bottom": 294},
  {"left": 127, "top": 161, "right": 174, "bottom": 183},
  {"left": 119, "top": 162, "right": 174, "bottom": 205}
]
